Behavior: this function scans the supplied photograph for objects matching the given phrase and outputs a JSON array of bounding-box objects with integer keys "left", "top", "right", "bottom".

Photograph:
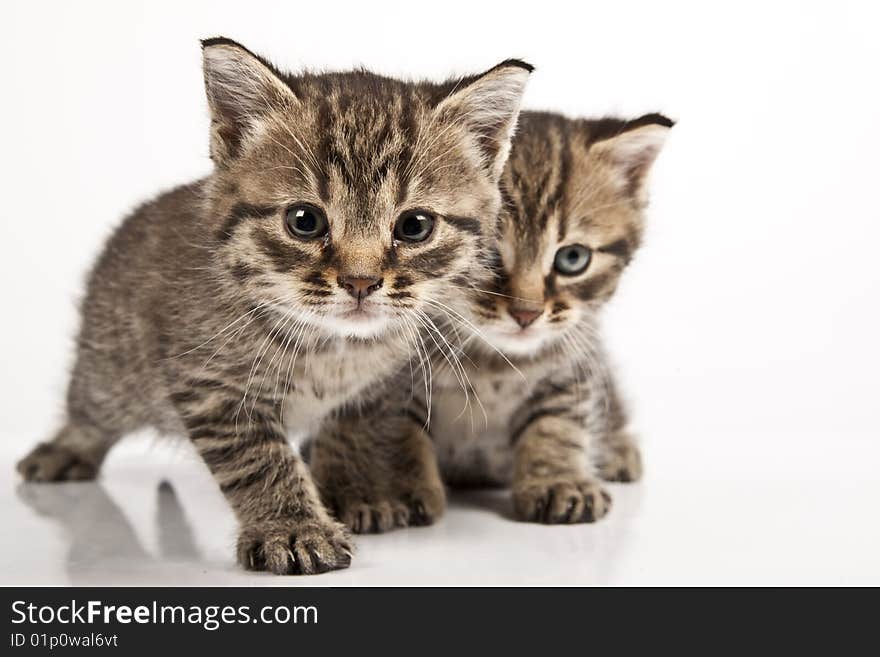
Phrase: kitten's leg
[
  {"left": 17, "top": 350, "right": 133, "bottom": 481},
  {"left": 594, "top": 377, "right": 643, "bottom": 483},
  {"left": 18, "top": 376, "right": 125, "bottom": 482},
  {"left": 310, "top": 411, "right": 446, "bottom": 534},
  {"left": 171, "top": 386, "right": 351, "bottom": 575},
  {"left": 510, "top": 388, "right": 611, "bottom": 523}
]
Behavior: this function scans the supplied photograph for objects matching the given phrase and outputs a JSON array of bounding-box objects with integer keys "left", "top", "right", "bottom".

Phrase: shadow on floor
[
  {"left": 16, "top": 476, "right": 645, "bottom": 585},
  {"left": 16, "top": 480, "right": 200, "bottom": 584}
]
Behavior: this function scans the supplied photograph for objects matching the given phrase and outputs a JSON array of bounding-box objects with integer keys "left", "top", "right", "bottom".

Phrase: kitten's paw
[
  {"left": 597, "top": 438, "right": 643, "bottom": 483},
  {"left": 237, "top": 518, "right": 352, "bottom": 575},
  {"left": 17, "top": 443, "right": 99, "bottom": 482},
  {"left": 338, "top": 499, "right": 410, "bottom": 534},
  {"left": 333, "top": 484, "right": 446, "bottom": 534},
  {"left": 401, "top": 482, "right": 446, "bottom": 527},
  {"left": 513, "top": 478, "right": 611, "bottom": 524}
]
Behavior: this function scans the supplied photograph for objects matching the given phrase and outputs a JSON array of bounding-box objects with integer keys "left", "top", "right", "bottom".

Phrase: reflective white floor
[{"left": 2, "top": 432, "right": 878, "bottom": 586}]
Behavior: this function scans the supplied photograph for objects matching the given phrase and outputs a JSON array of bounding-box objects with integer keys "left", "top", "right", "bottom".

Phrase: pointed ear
[
  {"left": 435, "top": 59, "right": 533, "bottom": 181},
  {"left": 591, "top": 114, "right": 674, "bottom": 200},
  {"left": 201, "top": 37, "right": 298, "bottom": 166}
]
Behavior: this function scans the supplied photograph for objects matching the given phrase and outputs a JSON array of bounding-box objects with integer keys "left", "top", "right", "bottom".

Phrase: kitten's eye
[
  {"left": 285, "top": 205, "right": 328, "bottom": 240},
  {"left": 394, "top": 211, "right": 435, "bottom": 243},
  {"left": 554, "top": 244, "right": 592, "bottom": 275}
]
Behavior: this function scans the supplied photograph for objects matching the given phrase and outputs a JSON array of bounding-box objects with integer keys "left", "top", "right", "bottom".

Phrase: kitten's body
[
  {"left": 17, "top": 39, "right": 532, "bottom": 574},
  {"left": 313, "top": 111, "right": 671, "bottom": 526},
  {"left": 66, "top": 179, "right": 406, "bottom": 441}
]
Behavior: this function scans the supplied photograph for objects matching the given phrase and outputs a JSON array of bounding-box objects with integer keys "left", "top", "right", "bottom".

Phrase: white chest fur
[
  {"left": 281, "top": 339, "right": 402, "bottom": 440},
  {"left": 429, "top": 366, "right": 537, "bottom": 485}
]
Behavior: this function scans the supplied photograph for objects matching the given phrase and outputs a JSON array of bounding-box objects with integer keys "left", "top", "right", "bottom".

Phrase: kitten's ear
[
  {"left": 435, "top": 59, "right": 533, "bottom": 181},
  {"left": 201, "top": 37, "right": 298, "bottom": 166},
  {"left": 591, "top": 114, "right": 674, "bottom": 200}
]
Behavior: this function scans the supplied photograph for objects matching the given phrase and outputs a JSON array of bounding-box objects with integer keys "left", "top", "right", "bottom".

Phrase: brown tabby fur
[
  {"left": 312, "top": 111, "right": 672, "bottom": 528},
  {"left": 16, "top": 38, "right": 532, "bottom": 574}
]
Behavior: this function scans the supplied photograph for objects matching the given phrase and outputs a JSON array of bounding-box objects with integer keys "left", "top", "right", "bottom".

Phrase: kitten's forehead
[
  {"left": 504, "top": 115, "right": 571, "bottom": 234},
  {"left": 500, "top": 112, "right": 638, "bottom": 261},
  {"left": 500, "top": 113, "right": 580, "bottom": 263},
  {"left": 310, "top": 89, "right": 417, "bottom": 225},
  {"left": 255, "top": 73, "right": 482, "bottom": 231}
]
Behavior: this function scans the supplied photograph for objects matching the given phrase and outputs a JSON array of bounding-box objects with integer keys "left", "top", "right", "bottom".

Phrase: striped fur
[
  {"left": 15, "top": 38, "right": 531, "bottom": 573},
  {"left": 434, "top": 111, "right": 672, "bottom": 522},
  {"left": 313, "top": 111, "right": 672, "bottom": 528}
]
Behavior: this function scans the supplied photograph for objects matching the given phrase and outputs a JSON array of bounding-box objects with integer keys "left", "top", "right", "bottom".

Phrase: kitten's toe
[
  {"left": 403, "top": 485, "right": 445, "bottom": 527},
  {"left": 237, "top": 518, "right": 352, "bottom": 575},
  {"left": 340, "top": 500, "right": 406, "bottom": 534},
  {"left": 16, "top": 443, "right": 99, "bottom": 482},
  {"left": 333, "top": 484, "right": 445, "bottom": 533},
  {"left": 597, "top": 439, "right": 643, "bottom": 483},
  {"left": 513, "top": 478, "right": 611, "bottom": 524}
]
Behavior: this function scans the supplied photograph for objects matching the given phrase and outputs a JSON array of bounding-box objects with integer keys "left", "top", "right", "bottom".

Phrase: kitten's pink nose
[
  {"left": 509, "top": 307, "right": 542, "bottom": 328},
  {"left": 338, "top": 275, "right": 383, "bottom": 299}
]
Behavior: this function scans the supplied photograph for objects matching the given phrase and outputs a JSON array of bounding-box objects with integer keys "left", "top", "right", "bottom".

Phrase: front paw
[
  {"left": 237, "top": 518, "right": 352, "bottom": 575},
  {"left": 513, "top": 477, "right": 611, "bottom": 524},
  {"left": 336, "top": 499, "right": 409, "bottom": 534},
  {"left": 597, "top": 438, "right": 643, "bottom": 483},
  {"left": 331, "top": 484, "right": 446, "bottom": 534}
]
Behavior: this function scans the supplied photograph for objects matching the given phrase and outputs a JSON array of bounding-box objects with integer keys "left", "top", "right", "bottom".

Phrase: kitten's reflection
[
  {"left": 446, "top": 482, "right": 644, "bottom": 585},
  {"left": 16, "top": 480, "right": 199, "bottom": 584},
  {"left": 17, "top": 478, "right": 643, "bottom": 585}
]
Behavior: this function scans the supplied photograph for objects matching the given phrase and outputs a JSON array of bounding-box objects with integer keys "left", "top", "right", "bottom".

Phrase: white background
[{"left": 1, "top": 0, "right": 878, "bottom": 585}]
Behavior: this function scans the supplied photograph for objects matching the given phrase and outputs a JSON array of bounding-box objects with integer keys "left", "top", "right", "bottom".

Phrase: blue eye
[
  {"left": 285, "top": 204, "right": 328, "bottom": 240},
  {"left": 553, "top": 244, "right": 591, "bottom": 275}
]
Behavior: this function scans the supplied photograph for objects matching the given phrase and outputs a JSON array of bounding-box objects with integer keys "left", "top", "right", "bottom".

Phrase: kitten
[
  {"left": 16, "top": 37, "right": 532, "bottom": 573},
  {"left": 312, "top": 111, "right": 672, "bottom": 529}
]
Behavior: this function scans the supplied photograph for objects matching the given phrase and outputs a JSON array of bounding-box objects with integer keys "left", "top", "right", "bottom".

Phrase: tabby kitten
[
  {"left": 16, "top": 37, "right": 532, "bottom": 574},
  {"left": 312, "top": 111, "right": 672, "bottom": 530}
]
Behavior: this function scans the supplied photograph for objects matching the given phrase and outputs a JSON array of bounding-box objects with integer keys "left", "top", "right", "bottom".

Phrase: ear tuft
[
  {"left": 492, "top": 58, "right": 535, "bottom": 74},
  {"left": 435, "top": 59, "right": 533, "bottom": 181},
  {"left": 201, "top": 37, "right": 296, "bottom": 166},
  {"left": 632, "top": 112, "right": 675, "bottom": 129},
  {"left": 201, "top": 36, "right": 247, "bottom": 50}
]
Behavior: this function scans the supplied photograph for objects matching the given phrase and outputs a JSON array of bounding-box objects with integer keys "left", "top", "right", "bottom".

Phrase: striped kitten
[
  {"left": 16, "top": 38, "right": 531, "bottom": 574},
  {"left": 313, "top": 111, "right": 672, "bottom": 529}
]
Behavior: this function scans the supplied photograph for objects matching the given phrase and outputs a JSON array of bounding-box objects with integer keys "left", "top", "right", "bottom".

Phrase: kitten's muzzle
[{"left": 338, "top": 275, "right": 383, "bottom": 301}]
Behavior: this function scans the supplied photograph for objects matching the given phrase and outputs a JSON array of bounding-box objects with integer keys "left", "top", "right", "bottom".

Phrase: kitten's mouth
[
  {"left": 337, "top": 296, "right": 384, "bottom": 318},
  {"left": 499, "top": 324, "right": 541, "bottom": 339},
  {"left": 486, "top": 326, "right": 550, "bottom": 356},
  {"left": 322, "top": 301, "right": 391, "bottom": 338},
  {"left": 338, "top": 306, "right": 378, "bottom": 320}
]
